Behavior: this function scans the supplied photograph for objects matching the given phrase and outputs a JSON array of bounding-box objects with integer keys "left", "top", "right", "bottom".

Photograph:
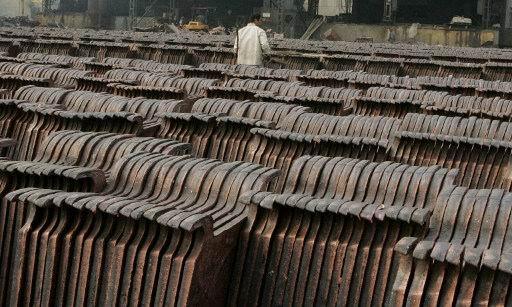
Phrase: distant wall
[
  {"left": 0, "top": 0, "right": 23, "bottom": 16},
  {"left": 39, "top": 13, "right": 158, "bottom": 29},
  {"left": 113, "top": 17, "right": 159, "bottom": 30},
  {"left": 315, "top": 23, "right": 499, "bottom": 47},
  {"left": 38, "top": 13, "right": 92, "bottom": 27},
  {"left": 501, "top": 29, "right": 512, "bottom": 47}
]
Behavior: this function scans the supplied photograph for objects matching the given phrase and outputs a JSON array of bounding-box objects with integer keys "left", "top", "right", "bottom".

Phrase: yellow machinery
[
  {"left": 183, "top": 7, "right": 215, "bottom": 32},
  {"left": 183, "top": 21, "right": 209, "bottom": 31}
]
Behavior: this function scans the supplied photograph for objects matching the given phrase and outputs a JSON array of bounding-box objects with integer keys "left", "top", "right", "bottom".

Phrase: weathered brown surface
[{"left": 0, "top": 25, "right": 510, "bottom": 307}]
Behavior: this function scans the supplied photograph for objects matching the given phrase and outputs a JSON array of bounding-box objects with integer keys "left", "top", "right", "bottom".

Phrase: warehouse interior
[
  {"left": 7, "top": 0, "right": 509, "bottom": 31},
  {"left": 5, "top": 0, "right": 501, "bottom": 46}
]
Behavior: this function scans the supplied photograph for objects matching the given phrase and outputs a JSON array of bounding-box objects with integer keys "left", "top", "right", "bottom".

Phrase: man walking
[{"left": 234, "top": 14, "right": 271, "bottom": 66}]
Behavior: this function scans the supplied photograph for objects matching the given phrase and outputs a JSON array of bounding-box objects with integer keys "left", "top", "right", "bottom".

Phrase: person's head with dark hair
[{"left": 250, "top": 14, "right": 262, "bottom": 26}]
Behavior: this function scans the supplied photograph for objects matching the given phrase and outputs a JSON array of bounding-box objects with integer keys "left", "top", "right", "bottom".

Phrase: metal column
[
  {"left": 169, "top": 0, "right": 177, "bottom": 20},
  {"left": 383, "top": 0, "right": 396, "bottom": 22},
  {"left": 20, "top": 0, "right": 25, "bottom": 15},
  {"left": 129, "top": 0, "right": 137, "bottom": 29},
  {"left": 504, "top": 0, "right": 512, "bottom": 28}
]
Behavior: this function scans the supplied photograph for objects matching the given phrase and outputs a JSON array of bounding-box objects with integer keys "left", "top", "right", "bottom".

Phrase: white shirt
[{"left": 234, "top": 23, "right": 271, "bottom": 66}]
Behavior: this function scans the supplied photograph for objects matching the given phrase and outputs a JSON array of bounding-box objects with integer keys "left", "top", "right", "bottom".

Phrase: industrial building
[
  {"left": 5, "top": 0, "right": 512, "bottom": 47},
  {"left": 264, "top": 0, "right": 512, "bottom": 46}
]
